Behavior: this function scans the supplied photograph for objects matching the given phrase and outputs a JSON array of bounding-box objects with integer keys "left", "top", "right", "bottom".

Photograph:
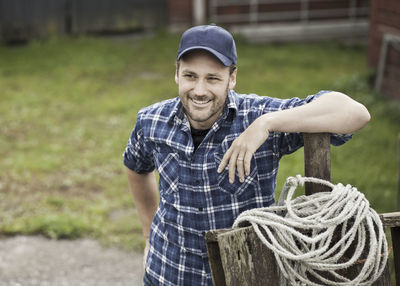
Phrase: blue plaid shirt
[{"left": 123, "top": 90, "right": 351, "bottom": 286}]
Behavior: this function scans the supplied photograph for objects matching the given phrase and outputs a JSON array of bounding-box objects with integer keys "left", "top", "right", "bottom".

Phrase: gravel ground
[{"left": 0, "top": 236, "right": 144, "bottom": 286}]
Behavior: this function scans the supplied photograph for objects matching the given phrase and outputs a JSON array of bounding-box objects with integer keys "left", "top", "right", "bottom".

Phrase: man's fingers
[
  {"left": 217, "top": 148, "right": 232, "bottom": 173},
  {"left": 217, "top": 138, "right": 253, "bottom": 183},
  {"left": 237, "top": 151, "right": 246, "bottom": 183},
  {"left": 228, "top": 150, "right": 239, "bottom": 183},
  {"left": 244, "top": 152, "right": 252, "bottom": 176}
]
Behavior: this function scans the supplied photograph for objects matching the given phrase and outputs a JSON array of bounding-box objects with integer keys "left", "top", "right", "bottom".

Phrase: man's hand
[
  {"left": 143, "top": 238, "right": 150, "bottom": 271},
  {"left": 217, "top": 117, "right": 270, "bottom": 183}
]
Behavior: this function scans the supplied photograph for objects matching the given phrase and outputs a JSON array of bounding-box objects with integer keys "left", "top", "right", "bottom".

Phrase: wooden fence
[
  {"left": 206, "top": 133, "right": 400, "bottom": 286},
  {"left": 209, "top": 0, "right": 369, "bottom": 25},
  {"left": 0, "top": 0, "right": 166, "bottom": 43},
  {"left": 69, "top": 0, "right": 165, "bottom": 34},
  {"left": 0, "top": 0, "right": 65, "bottom": 42}
]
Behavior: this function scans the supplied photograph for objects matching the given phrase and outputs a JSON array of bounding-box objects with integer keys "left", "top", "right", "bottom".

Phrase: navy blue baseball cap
[{"left": 177, "top": 24, "right": 237, "bottom": 66}]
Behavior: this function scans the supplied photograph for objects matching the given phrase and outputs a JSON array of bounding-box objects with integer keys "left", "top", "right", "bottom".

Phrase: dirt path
[{"left": 0, "top": 236, "right": 144, "bottom": 286}]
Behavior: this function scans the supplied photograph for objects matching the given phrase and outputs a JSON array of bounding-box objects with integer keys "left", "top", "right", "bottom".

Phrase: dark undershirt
[{"left": 191, "top": 127, "right": 210, "bottom": 151}]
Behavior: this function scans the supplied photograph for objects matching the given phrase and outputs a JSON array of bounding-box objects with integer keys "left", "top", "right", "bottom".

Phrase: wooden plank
[
  {"left": 391, "top": 226, "right": 400, "bottom": 286},
  {"left": 205, "top": 229, "right": 231, "bottom": 243},
  {"left": 205, "top": 229, "right": 231, "bottom": 286},
  {"left": 372, "top": 262, "right": 392, "bottom": 286},
  {"left": 303, "top": 133, "right": 331, "bottom": 195},
  {"left": 217, "top": 226, "right": 280, "bottom": 286},
  {"left": 230, "top": 20, "right": 369, "bottom": 43},
  {"left": 379, "top": 212, "right": 400, "bottom": 228},
  {"left": 205, "top": 240, "right": 227, "bottom": 286},
  {"left": 211, "top": 224, "right": 393, "bottom": 286}
]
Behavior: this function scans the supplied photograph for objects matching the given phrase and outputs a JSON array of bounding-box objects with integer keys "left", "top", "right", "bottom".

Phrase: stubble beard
[{"left": 183, "top": 86, "right": 230, "bottom": 125}]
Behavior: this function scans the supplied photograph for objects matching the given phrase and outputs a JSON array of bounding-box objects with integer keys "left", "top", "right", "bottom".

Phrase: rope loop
[{"left": 233, "top": 175, "right": 388, "bottom": 286}]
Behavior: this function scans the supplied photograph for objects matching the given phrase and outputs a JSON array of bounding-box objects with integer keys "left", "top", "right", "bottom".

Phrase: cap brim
[{"left": 177, "top": 46, "right": 233, "bottom": 66}]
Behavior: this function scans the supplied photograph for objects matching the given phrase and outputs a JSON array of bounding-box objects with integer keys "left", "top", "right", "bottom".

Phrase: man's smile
[{"left": 190, "top": 97, "right": 212, "bottom": 107}]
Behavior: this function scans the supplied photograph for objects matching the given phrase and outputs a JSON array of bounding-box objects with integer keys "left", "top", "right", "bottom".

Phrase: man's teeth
[{"left": 192, "top": 99, "right": 210, "bottom": 105}]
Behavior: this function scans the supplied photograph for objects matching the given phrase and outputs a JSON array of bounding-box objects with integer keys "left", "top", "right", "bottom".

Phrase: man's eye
[
  {"left": 184, "top": 74, "right": 195, "bottom": 79},
  {"left": 208, "top": 77, "right": 219, "bottom": 81}
]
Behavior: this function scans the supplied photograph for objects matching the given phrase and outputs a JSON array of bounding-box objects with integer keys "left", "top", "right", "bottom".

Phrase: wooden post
[
  {"left": 380, "top": 212, "right": 400, "bottom": 286},
  {"left": 303, "top": 135, "right": 331, "bottom": 285},
  {"left": 394, "top": 134, "right": 400, "bottom": 286},
  {"left": 193, "top": 0, "right": 206, "bottom": 25},
  {"left": 304, "top": 133, "right": 331, "bottom": 194},
  {"left": 397, "top": 134, "right": 400, "bottom": 211},
  {"left": 392, "top": 226, "right": 400, "bottom": 286}
]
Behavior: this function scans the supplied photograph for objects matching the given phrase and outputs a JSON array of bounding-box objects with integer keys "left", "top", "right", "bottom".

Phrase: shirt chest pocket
[
  {"left": 214, "top": 152, "right": 261, "bottom": 197},
  {"left": 154, "top": 151, "right": 180, "bottom": 199}
]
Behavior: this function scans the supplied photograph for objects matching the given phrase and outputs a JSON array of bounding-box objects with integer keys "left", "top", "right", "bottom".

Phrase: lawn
[{"left": 0, "top": 31, "right": 399, "bottom": 257}]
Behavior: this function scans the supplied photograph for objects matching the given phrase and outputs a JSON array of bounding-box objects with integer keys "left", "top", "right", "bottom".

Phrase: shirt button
[
  {"left": 194, "top": 179, "right": 200, "bottom": 185},
  {"left": 198, "top": 207, "right": 203, "bottom": 212}
]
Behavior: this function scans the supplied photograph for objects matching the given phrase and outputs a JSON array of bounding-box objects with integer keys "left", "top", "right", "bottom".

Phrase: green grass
[{"left": 0, "top": 32, "right": 399, "bottom": 258}]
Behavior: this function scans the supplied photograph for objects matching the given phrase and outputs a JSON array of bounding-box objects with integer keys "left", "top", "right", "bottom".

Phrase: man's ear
[
  {"left": 228, "top": 68, "right": 237, "bottom": 90},
  {"left": 175, "top": 68, "right": 179, "bottom": 84}
]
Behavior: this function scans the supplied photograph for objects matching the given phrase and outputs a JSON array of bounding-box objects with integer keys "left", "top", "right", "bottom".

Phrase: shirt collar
[
  {"left": 169, "top": 98, "right": 185, "bottom": 126},
  {"left": 224, "top": 89, "right": 238, "bottom": 121}
]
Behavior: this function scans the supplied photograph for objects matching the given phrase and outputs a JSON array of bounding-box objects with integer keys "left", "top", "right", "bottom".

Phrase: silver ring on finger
[{"left": 237, "top": 157, "right": 244, "bottom": 161}]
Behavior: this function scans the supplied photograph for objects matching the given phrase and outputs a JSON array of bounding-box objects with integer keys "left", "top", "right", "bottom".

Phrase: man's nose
[{"left": 193, "top": 80, "right": 207, "bottom": 96}]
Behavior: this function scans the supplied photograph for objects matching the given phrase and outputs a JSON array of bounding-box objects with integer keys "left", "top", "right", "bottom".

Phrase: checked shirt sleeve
[
  {"left": 123, "top": 113, "right": 155, "bottom": 174},
  {"left": 272, "top": 90, "right": 352, "bottom": 158}
]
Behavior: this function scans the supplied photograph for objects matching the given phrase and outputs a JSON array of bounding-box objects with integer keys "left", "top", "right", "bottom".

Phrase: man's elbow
[
  {"left": 355, "top": 102, "right": 371, "bottom": 129},
  {"left": 335, "top": 92, "right": 371, "bottom": 130}
]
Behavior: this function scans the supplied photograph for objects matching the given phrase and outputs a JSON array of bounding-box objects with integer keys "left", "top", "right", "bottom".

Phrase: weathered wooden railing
[{"left": 206, "top": 133, "right": 400, "bottom": 286}]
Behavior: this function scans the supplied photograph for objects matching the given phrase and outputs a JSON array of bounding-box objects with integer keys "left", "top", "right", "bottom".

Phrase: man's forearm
[
  {"left": 126, "top": 168, "right": 158, "bottom": 238},
  {"left": 260, "top": 91, "right": 370, "bottom": 134},
  {"left": 217, "top": 91, "right": 371, "bottom": 183}
]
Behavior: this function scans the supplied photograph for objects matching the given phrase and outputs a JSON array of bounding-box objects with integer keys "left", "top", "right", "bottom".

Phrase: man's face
[{"left": 175, "top": 51, "right": 237, "bottom": 130}]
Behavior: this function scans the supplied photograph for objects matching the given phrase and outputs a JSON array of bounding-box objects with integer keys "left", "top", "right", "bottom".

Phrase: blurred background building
[
  {"left": 0, "top": 0, "right": 398, "bottom": 98},
  {"left": 368, "top": 0, "right": 400, "bottom": 100},
  {"left": 170, "top": 0, "right": 369, "bottom": 42}
]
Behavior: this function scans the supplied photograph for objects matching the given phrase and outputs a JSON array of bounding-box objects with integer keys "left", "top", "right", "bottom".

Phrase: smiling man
[
  {"left": 176, "top": 49, "right": 235, "bottom": 130},
  {"left": 123, "top": 24, "right": 370, "bottom": 286}
]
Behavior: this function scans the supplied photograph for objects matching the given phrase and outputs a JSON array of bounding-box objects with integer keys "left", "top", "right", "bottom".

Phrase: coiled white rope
[{"left": 233, "top": 175, "right": 388, "bottom": 286}]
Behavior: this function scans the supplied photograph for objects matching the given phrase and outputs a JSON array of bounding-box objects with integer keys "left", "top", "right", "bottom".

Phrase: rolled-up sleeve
[
  {"left": 123, "top": 113, "right": 155, "bottom": 174},
  {"left": 269, "top": 90, "right": 352, "bottom": 158}
]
